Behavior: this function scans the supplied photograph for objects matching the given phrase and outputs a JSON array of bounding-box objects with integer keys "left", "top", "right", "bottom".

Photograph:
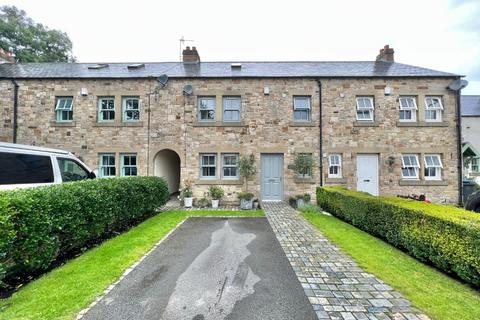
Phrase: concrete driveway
[{"left": 83, "top": 217, "right": 317, "bottom": 320}]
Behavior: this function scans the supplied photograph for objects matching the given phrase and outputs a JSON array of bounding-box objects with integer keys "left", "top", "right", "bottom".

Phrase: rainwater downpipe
[
  {"left": 11, "top": 79, "right": 19, "bottom": 143},
  {"left": 316, "top": 79, "right": 323, "bottom": 186}
]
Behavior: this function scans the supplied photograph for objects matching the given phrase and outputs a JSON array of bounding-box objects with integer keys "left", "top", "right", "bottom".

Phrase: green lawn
[
  {"left": 300, "top": 206, "right": 480, "bottom": 320},
  {"left": 0, "top": 210, "right": 264, "bottom": 320}
]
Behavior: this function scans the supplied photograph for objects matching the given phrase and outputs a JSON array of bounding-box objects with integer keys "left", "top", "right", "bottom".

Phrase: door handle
[{"left": 363, "top": 179, "right": 370, "bottom": 182}]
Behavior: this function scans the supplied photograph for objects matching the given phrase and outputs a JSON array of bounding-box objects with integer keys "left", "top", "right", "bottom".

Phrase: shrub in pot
[
  {"left": 238, "top": 192, "right": 254, "bottom": 210},
  {"left": 295, "top": 194, "right": 306, "bottom": 208},
  {"left": 209, "top": 186, "right": 224, "bottom": 209},
  {"left": 288, "top": 196, "right": 297, "bottom": 208},
  {"left": 196, "top": 197, "right": 209, "bottom": 208}
]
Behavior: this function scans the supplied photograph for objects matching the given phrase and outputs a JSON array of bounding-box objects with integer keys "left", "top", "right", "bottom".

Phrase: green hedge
[
  {"left": 316, "top": 187, "right": 480, "bottom": 286},
  {"left": 0, "top": 177, "right": 169, "bottom": 286}
]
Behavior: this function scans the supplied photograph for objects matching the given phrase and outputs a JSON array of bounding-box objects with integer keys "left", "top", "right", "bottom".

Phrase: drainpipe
[
  {"left": 11, "top": 79, "right": 19, "bottom": 143},
  {"left": 456, "top": 88, "right": 463, "bottom": 205},
  {"left": 316, "top": 79, "right": 323, "bottom": 186}
]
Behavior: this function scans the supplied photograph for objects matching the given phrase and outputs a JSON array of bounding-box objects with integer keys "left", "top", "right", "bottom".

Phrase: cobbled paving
[{"left": 262, "top": 202, "right": 430, "bottom": 320}]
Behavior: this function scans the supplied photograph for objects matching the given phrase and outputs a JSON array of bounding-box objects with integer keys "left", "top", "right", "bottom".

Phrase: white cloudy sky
[{"left": 2, "top": 0, "right": 479, "bottom": 93}]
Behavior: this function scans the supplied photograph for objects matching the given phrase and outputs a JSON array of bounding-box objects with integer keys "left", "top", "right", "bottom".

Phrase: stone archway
[{"left": 154, "top": 149, "right": 181, "bottom": 195}]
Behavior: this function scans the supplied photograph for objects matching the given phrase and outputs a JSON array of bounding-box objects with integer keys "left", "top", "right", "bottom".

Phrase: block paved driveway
[
  {"left": 262, "top": 202, "right": 429, "bottom": 320},
  {"left": 82, "top": 217, "right": 317, "bottom": 320}
]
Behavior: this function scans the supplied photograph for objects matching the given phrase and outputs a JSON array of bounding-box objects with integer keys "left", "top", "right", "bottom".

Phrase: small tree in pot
[
  {"left": 238, "top": 154, "right": 256, "bottom": 209},
  {"left": 209, "top": 185, "right": 224, "bottom": 209},
  {"left": 181, "top": 179, "right": 194, "bottom": 208},
  {"left": 293, "top": 153, "right": 313, "bottom": 208}
]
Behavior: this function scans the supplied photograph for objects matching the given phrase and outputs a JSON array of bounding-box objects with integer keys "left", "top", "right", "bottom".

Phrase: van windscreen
[{"left": 0, "top": 152, "right": 54, "bottom": 185}]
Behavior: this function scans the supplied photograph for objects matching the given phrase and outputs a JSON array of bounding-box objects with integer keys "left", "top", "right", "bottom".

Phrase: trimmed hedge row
[
  {"left": 0, "top": 176, "right": 169, "bottom": 286},
  {"left": 317, "top": 187, "right": 480, "bottom": 286}
]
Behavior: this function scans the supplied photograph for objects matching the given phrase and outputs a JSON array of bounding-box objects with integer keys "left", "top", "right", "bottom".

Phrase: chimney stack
[
  {"left": 0, "top": 48, "right": 15, "bottom": 64},
  {"left": 182, "top": 46, "right": 200, "bottom": 63},
  {"left": 376, "top": 45, "right": 394, "bottom": 62}
]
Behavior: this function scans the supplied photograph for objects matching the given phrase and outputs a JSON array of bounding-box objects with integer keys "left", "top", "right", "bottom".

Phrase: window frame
[
  {"left": 472, "top": 157, "right": 479, "bottom": 172},
  {"left": 293, "top": 96, "right": 311, "bottom": 122},
  {"left": 424, "top": 96, "right": 443, "bottom": 122},
  {"left": 398, "top": 96, "right": 417, "bottom": 122},
  {"left": 120, "top": 153, "right": 138, "bottom": 176},
  {"left": 200, "top": 153, "right": 217, "bottom": 179},
  {"left": 198, "top": 97, "right": 216, "bottom": 122},
  {"left": 222, "top": 96, "right": 241, "bottom": 122},
  {"left": 401, "top": 154, "right": 420, "bottom": 180},
  {"left": 424, "top": 154, "right": 443, "bottom": 181},
  {"left": 221, "top": 153, "right": 239, "bottom": 179},
  {"left": 122, "top": 96, "right": 140, "bottom": 122},
  {"left": 328, "top": 154, "right": 342, "bottom": 178},
  {"left": 98, "top": 153, "right": 116, "bottom": 177},
  {"left": 55, "top": 96, "right": 74, "bottom": 122},
  {"left": 355, "top": 96, "right": 375, "bottom": 121},
  {"left": 98, "top": 96, "right": 116, "bottom": 122}
]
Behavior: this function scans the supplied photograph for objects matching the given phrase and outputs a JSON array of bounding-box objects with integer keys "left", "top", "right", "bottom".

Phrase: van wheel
[{"left": 465, "top": 191, "right": 480, "bottom": 213}]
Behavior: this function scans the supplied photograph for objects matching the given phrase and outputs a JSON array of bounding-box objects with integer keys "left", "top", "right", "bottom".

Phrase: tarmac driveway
[{"left": 83, "top": 217, "right": 317, "bottom": 320}]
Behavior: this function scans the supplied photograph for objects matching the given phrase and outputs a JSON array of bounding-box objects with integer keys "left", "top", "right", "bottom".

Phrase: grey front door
[{"left": 261, "top": 154, "right": 283, "bottom": 201}]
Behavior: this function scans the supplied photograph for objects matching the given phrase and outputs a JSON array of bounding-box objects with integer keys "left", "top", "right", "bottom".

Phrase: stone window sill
[
  {"left": 353, "top": 121, "right": 379, "bottom": 127},
  {"left": 92, "top": 121, "right": 144, "bottom": 127},
  {"left": 294, "top": 177, "right": 316, "bottom": 184},
  {"left": 396, "top": 121, "right": 448, "bottom": 127},
  {"left": 289, "top": 121, "right": 316, "bottom": 127},
  {"left": 50, "top": 121, "right": 76, "bottom": 127},
  {"left": 196, "top": 179, "right": 243, "bottom": 185},
  {"left": 325, "top": 177, "right": 347, "bottom": 184},
  {"left": 193, "top": 122, "right": 246, "bottom": 127},
  {"left": 398, "top": 179, "right": 448, "bottom": 186}
]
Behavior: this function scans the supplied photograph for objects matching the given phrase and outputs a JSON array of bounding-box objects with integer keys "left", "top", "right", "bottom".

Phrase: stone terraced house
[{"left": 0, "top": 46, "right": 465, "bottom": 203}]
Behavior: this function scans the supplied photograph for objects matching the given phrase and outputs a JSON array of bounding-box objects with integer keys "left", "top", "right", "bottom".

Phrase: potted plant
[
  {"left": 181, "top": 179, "right": 194, "bottom": 208},
  {"left": 295, "top": 194, "right": 306, "bottom": 208},
  {"left": 288, "top": 196, "right": 297, "bottom": 208},
  {"left": 209, "top": 185, "right": 224, "bottom": 209},
  {"left": 292, "top": 153, "right": 314, "bottom": 208},
  {"left": 196, "top": 197, "right": 209, "bottom": 208},
  {"left": 238, "top": 192, "right": 255, "bottom": 210},
  {"left": 238, "top": 154, "right": 257, "bottom": 209}
]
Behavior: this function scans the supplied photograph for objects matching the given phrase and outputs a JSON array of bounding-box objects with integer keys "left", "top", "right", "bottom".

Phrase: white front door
[{"left": 356, "top": 154, "right": 379, "bottom": 196}]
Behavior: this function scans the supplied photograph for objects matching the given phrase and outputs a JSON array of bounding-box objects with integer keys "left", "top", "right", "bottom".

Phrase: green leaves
[
  {"left": 316, "top": 187, "right": 480, "bottom": 287},
  {"left": 0, "top": 5, "right": 75, "bottom": 62},
  {"left": 0, "top": 177, "right": 169, "bottom": 287}
]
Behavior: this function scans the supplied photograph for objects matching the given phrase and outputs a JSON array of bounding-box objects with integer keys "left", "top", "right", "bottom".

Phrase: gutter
[
  {"left": 316, "top": 79, "right": 323, "bottom": 186},
  {"left": 11, "top": 79, "right": 18, "bottom": 143}
]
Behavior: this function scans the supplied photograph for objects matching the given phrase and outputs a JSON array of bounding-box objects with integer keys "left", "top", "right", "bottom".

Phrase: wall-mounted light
[
  {"left": 80, "top": 88, "right": 88, "bottom": 96},
  {"left": 264, "top": 86, "right": 270, "bottom": 95},
  {"left": 384, "top": 86, "right": 392, "bottom": 95}
]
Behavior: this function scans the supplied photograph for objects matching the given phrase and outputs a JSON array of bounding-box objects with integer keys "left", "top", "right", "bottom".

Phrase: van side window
[
  {"left": 57, "top": 158, "right": 89, "bottom": 182},
  {"left": 0, "top": 152, "right": 54, "bottom": 184}
]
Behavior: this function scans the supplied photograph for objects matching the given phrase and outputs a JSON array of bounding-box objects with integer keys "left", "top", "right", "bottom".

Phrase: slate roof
[
  {"left": 461, "top": 95, "right": 480, "bottom": 116},
  {"left": 0, "top": 61, "right": 459, "bottom": 79}
]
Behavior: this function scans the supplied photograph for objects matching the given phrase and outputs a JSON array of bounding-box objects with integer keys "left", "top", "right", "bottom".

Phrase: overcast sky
[{"left": 2, "top": 0, "right": 479, "bottom": 93}]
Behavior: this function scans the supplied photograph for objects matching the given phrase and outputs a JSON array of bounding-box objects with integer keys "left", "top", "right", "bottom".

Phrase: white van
[{"left": 0, "top": 142, "right": 95, "bottom": 190}]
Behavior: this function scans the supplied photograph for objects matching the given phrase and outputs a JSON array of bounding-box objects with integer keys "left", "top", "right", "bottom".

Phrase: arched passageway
[{"left": 153, "top": 149, "right": 181, "bottom": 195}]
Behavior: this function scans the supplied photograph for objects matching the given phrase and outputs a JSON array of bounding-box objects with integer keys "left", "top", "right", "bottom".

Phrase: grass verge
[
  {"left": 0, "top": 209, "right": 263, "bottom": 320},
  {"left": 300, "top": 206, "right": 480, "bottom": 320}
]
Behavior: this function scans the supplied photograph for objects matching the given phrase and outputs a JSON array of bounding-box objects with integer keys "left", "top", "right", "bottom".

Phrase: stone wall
[
  {"left": 0, "top": 76, "right": 459, "bottom": 203},
  {"left": 321, "top": 78, "right": 459, "bottom": 203}
]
